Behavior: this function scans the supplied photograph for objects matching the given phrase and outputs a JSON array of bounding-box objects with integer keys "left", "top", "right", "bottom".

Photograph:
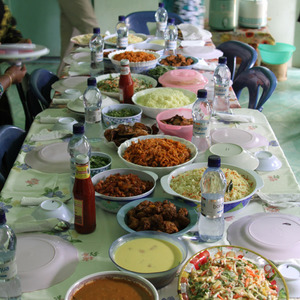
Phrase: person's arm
[{"left": 0, "top": 65, "right": 27, "bottom": 97}]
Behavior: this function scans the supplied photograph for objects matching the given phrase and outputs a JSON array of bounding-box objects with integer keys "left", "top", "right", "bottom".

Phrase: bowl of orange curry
[{"left": 65, "top": 270, "right": 159, "bottom": 300}]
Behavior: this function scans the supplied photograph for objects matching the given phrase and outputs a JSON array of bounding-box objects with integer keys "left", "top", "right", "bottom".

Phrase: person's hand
[{"left": 4, "top": 65, "right": 27, "bottom": 84}]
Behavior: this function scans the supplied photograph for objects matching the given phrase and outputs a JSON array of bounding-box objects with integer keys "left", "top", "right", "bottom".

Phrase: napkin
[
  {"left": 216, "top": 113, "right": 254, "bottom": 123},
  {"left": 9, "top": 215, "right": 60, "bottom": 233},
  {"left": 178, "top": 23, "right": 210, "bottom": 41},
  {"left": 52, "top": 98, "right": 71, "bottom": 105},
  {"left": 255, "top": 192, "right": 300, "bottom": 208},
  {"left": 39, "top": 115, "right": 60, "bottom": 124},
  {"left": 20, "top": 196, "right": 69, "bottom": 206},
  {"left": 30, "top": 128, "right": 72, "bottom": 141},
  {"left": 192, "top": 59, "right": 217, "bottom": 71},
  {"left": 180, "top": 40, "right": 206, "bottom": 47}
]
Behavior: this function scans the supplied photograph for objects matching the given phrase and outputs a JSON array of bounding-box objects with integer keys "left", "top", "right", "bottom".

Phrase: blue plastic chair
[
  {"left": 232, "top": 66, "right": 277, "bottom": 112},
  {"left": 125, "top": 11, "right": 183, "bottom": 35},
  {"left": 29, "top": 68, "right": 59, "bottom": 109},
  {"left": 216, "top": 41, "right": 258, "bottom": 82},
  {"left": 0, "top": 125, "right": 26, "bottom": 190}
]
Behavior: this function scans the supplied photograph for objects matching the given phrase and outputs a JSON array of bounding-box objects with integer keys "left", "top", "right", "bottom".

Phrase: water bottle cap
[
  {"left": 93, "top": 27, "right": 100, "bottom": 34},
  {"left": 168, "top": 17, "right": 175, "bottom": 24},
  {"left": 159, "top": 2, "right": 164, "bottom": 7},
  {"left": 197, "top": 89, "right": 207, "bottom": 98},
  {"left": 207, "top": 155, "right": 221, "bottom": 168},
  {"left": 120, "top": 59, "right": 130, "bottom": 66},
  {"left": 118, "top": 15, "right": 125, "bottom": 21},
  {"left": 75, "top": 154, "right": 89, "bottom": 164},
  {"left": 0, "top": 208, "right": 6, "bottom": 225},
  {"left": 219, "top": 56, "right": 227, "bottom": 64},
  {"left": 87, "top": 77, "right": 97, "bottom": 86},
  {"left": 73, "top": 122, "right": 84, "bottom": 134}
]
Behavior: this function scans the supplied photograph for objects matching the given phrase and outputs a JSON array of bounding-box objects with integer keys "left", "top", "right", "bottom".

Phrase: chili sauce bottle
[
  {"left": 73, "top": 154, "right": 96, "bottom": 234},
  {"left": 119, "top": 59, "right": 134, "bottom": 104}
]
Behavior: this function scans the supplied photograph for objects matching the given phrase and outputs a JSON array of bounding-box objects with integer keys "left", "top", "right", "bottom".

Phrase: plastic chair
[
  {"left": 216, "top": 41, "right": 258, "bottom": 82},
  {"left": 232, "top": 66, "right": 277, "bottom": 112},
  {"left": 125, "top": 11, "right": 183, "bottom": 35},
  {"left": 0, "top": 125, "right": 26, "bottom": 190},
  {"left": 29, "top": 68, "right": 59, "bottom": 110}
]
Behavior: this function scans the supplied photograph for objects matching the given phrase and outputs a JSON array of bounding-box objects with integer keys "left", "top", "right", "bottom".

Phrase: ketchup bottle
[
  {"left": 119, "top": 59, "right": 134, "bottom": 104},
  {"left": 73, "top": 154, "right": 96, "bottom": 234}
]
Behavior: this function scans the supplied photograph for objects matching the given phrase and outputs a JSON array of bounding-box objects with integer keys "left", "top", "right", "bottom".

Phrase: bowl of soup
[
  {"left": 65, "top": 270, "right": 159, "bottom": 300},
  {"left": 109, "top": 231, "right": 188, "bottom": 289}
]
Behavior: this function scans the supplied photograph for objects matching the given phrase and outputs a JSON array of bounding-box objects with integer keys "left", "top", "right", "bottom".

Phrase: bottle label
[
  {"left": 165, "top": 40, "right": 177, "bottom": 51},
  {"left": 91, "top": 51, "right": 103, "bottom": 63},
  {"left": 193, "top": 120, "right": 209, "bottom": 137},
  {"left": 157, "top": 21, "right": 167, "bottom": 31},
  {"left": 85, "top": 109, "right": 101, "bottom": 123},
  {"left": 75, "top": 163, "right": 90, "bottom": 179},
  {"left": 117, "top": 37, "right": 128, "bottom": 49},
  {"left": 0, "top": 259, "right": 18, "bottom": 280},
  {"left": 214, "top": 85, "right": 229, "bottom": 97},
  {"left": 201, "top": 196, "right": 224, "bottom": 218},
  {"left": 74, "top": 198, "right": 84, "bottom": 226},
  {"left": 120, "top": 66, "right": 130, "bottom": 75}
]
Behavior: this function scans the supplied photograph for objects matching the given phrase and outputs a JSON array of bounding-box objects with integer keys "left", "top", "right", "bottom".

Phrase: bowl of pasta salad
[
  {"left": 160, "top": 162, "right": 263, "bottom": 216},
  {"left": 178, "top": 245, "right": 288, "bottom": 300}
]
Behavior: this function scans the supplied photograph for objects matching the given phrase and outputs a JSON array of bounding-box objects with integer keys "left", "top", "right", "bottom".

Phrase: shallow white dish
[
  {"left": 104, "top": 33, "right": 148, "bottom": 47},
  {"left": 255, "top": 150, "right": 282, "bottom": 172},
  {"left": 95, "top": 73, "right": 157, "bottom": 99},
  {"left": 126, "top": 42, "right": 164, "bottom": 55},
  {"left": 24, "top": 142, "right": 70, "bottom": 173},
  {"left": 63, "top": 51, "right": 90, "bottom": 65},
  {"left": 67, "top": 96, "right": 119, "bottom": 114},
  {"left": 211, "top": 128, "right": 269, "bottom": 150},
  {"left": 117, "top": 134, "right": 198, "bottom": 178},
  {"left": 227, "top": 212, "right": 300, "bottom": 260},
  {"left": 51, "top": 76, "right": 89, "bottom": 93},
  {"left": 278, "top": 264, "right": 300, "bottom": 298},
  {"left": 52, "top": 117, "right": 77, "bottom": 132},
  {"left": 70, "top": 33, "right": 93, "bottom": 46},
  {"left": 16, "top": 233, "right": 78, "bottom": 292},
  {"left": 206, "top": 143, "right": 259, "bottom": 171},
  {"left": 178, "top": 46, "right": 223, "bottom": 60}
]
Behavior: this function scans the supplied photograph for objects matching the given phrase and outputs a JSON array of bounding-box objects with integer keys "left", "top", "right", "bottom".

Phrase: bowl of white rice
[
  {"left": 132, "top": 87, "right": 197, "bottom": 119},
  {"left": 160, "top": 162, "right": 263, "bottom": 216}
]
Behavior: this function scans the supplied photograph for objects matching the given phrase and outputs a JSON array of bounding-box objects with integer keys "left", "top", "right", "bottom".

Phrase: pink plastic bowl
[
  {"left": 158, "top": 69, "right": 209, "bottom": 94},
  {"left": 156, "top": 108, "right": 193, "bottom": 141}
]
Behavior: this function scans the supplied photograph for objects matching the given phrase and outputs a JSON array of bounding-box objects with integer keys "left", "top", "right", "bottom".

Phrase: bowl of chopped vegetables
[
  {"left": 90, "top": 152, "right": 112, "bottom": 177},
  {"left": 101, "top": 104, "right": 143, "bottom": 128}
]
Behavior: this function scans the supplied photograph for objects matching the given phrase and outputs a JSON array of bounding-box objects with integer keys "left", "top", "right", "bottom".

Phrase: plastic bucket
[{"left": 258, "top": 43, "right": 296, "bottom": 65}]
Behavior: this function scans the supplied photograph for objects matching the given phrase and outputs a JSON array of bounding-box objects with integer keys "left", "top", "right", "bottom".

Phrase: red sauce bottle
[
  {"left": 73, "top": 154, "right": 96, "bottom": 234},
  {"left": 119, "top": 59, "right": 134, "bottom": 104}
]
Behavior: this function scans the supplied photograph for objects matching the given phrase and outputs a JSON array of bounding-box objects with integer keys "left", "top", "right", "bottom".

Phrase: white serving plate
[
  {"left": 104, "top": 33, "right": 148, "bottom": 47},
  {"left": 51, "top": 76, "right": 89, "bottom": 94}
]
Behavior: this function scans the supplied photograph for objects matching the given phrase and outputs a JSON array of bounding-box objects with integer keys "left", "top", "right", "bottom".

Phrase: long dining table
[{"left": 1, "top": 38, "right": 300, "bottom": 299}]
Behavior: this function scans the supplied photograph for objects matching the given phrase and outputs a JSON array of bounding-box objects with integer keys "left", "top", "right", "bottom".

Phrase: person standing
[{"left": 57, "top": 0, "right": 99, "bottom": 76}]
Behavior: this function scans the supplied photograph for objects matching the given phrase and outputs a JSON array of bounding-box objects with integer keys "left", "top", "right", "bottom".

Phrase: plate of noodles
[
  {"left": 160, "top": 162, "right": 263, "bottom": 216},
  {"left": 178, "top": 245, "right": 288, "bottom": 300}
]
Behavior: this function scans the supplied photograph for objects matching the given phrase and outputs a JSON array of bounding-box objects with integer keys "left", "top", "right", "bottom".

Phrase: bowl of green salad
[
  {"left": 90, "top": 152, "right": 112, "bottom": 177},
  {"left": 101, "top": 104, "right": 142, "bottom": 128}
]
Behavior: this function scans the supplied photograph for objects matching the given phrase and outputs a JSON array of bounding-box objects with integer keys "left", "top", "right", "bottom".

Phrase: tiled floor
[{"left": 6, "top": 59, "right": 300, "bottom": 184}]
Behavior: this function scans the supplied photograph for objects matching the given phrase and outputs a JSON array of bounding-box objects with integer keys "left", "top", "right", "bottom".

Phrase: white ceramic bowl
[
  {"left": 160, "top": 162, "right": 264, "bottom": 216},
  {"left": 126, "top": 42, "right": 164, "bottom": 56},
  {"left": 90, "top": 152, "right": 112, "bottom": 177},
  {"left": 205, "top": 143, "right": 259, "bottom": 171},
  {"left": 91, "top": 168, "right": 158, "bottom": 213},
  {"left": 32, "top": 199, "right": 73, "bottom": 222},
  {"left": 65, "top": 270, "right": 159, "bottom": 300},
  {"left": 101, "top": 103, "right": 142, "bottom": 128},
  {"left": 52, "top": 117, "right": 77, "bottom": 132},
  {"left": 132, "top": 87, "right": 197, "bottom": 119},
  {"left": 109, "top": 231, "right": 187, "bottom": 289},
  {"left": 62, "top": 88, "right": 81, "bottom": 100},
  {"left": 255, "top": 150, "right": 282, "bottom": 172},
  {"left": 108, "top": 49, "right": 160, "bottom": 74},
  {"left": 117, "top": 134, "right": 198, "bottom": 178}
]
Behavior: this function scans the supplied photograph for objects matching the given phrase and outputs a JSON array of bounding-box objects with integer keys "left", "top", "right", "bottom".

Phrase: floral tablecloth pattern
[{"left": 1, "top": 107, "right": 300, "bottom": 300}]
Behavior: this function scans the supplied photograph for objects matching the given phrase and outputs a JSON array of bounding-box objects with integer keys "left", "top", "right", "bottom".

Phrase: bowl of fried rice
[{"left": 160, "top": 162, "right": 264, "bottom": 216}]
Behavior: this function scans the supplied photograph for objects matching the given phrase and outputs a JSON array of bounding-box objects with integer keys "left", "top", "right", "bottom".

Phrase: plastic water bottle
[
  {"left": 164, "top": 17, "right": 178, "bottom": 56},
  {"left": 116, "top": 15, "right": 128, "bottom": 49},
  {"left": 89, "top": 27, "right": 104, "bottom": 76},
  {"left": 0, "top": 209, "right": 22, "bottom": 300},
  {"left": 67, "top": 122, "right": 91, "bottom": 191},
  {"left": 192, "top": 89, "right": 212, "bottom": 154},
  {"left": 213, "top": 56, "right": 231, "bottom": 114},
  {"left": 198, "top": 155, "right": 226, "bottom": 242},
  {"left": 83, "top": 77, "right": 103, "bottom": 142},
  {"left": 155, "top": 2, "right": 168, "bottom": 38}
]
